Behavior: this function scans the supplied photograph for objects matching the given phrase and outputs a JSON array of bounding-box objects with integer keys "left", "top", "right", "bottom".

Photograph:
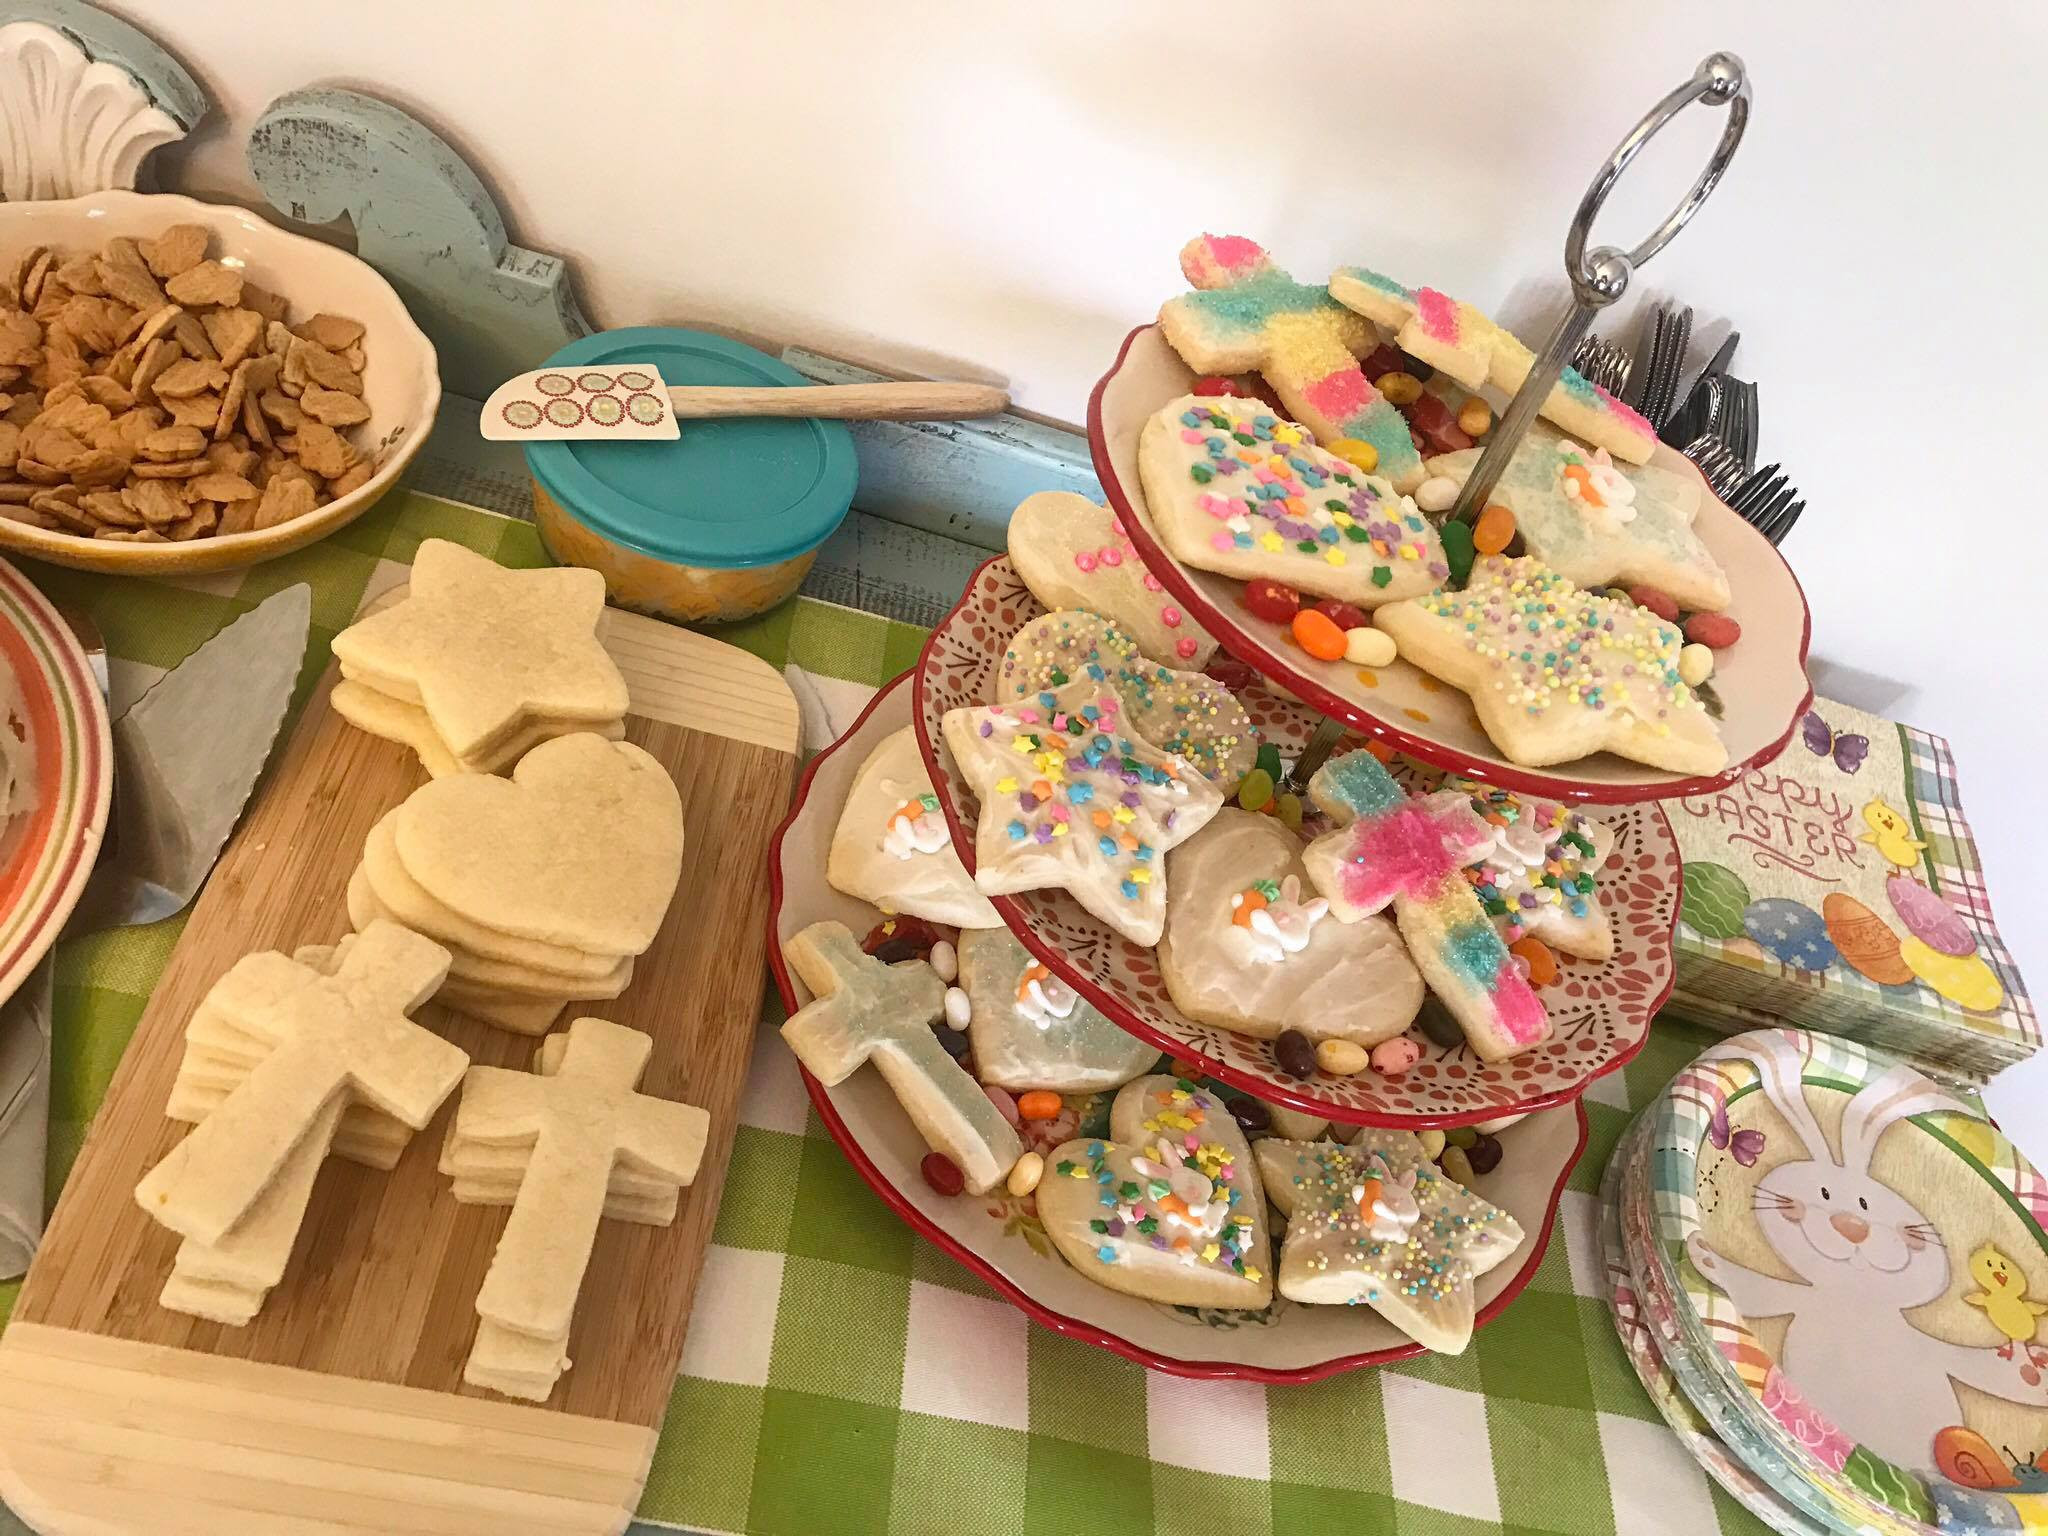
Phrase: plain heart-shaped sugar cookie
[
  {"left": 393, "top": 733, "right": 683, "bottom": 954},
  {"left": 1007, "top": 491, "right": 1218, "bottom": 668},
  {"left": 1037, "top": 1074, "right": 1270, "bottom": 1308}
]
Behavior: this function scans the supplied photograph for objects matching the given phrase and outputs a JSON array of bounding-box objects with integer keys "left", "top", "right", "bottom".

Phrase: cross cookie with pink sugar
[{"left": 1158, "top": 236, "right": 1425, "bottom": 493}]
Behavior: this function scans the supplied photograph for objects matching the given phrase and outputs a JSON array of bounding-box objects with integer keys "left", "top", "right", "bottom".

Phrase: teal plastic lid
[{"left": 524, "top": 327, "right": 858, "bottom": 569}]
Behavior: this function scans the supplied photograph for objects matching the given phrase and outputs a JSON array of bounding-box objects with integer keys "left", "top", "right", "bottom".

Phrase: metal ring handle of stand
[{"left": 1446, "top": 52, "right": 1750, "bottom": 528}]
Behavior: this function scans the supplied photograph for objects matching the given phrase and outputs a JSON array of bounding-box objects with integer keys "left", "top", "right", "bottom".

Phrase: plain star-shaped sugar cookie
[
  {"left": 332, "top": 538, "right": 629, "bottom": 760},
  {"left": 941, "top": 681, "right": 1223, "bottom": 946},
  {"left": 1256, "top": 1131, "right": 1523, "bottom": 1353},
  {"left": 1426, "top": 424, "right": 1730, "bottom": 613}
]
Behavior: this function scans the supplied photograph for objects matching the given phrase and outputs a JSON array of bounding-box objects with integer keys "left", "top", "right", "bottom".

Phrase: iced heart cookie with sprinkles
[
  {"left": 987, "top": 610, "right": 1256, "bottom": 787},
  {"left": 941, "top": 684, "right": 1223, "bottom": 947},
  {"left": 1454, "top": 783, "right": 1616, "bottom": 963},
  {"left": 1006, "top": 491, "right": 1218, "bottom": 668},
  {"left": 1036, "top": 1074, "right": 1270, "bottom": 1309},
  {"left": 1255, "top": 1130, "right": 1523, "bottom": 1353},
  {"left": 827, "top": 727, "right": 1002, "bottom": 929},
  {"left": 1138, "top": 393, "right": 1446, "bottom": 607},
  {"left": 1371, "top": 554, "right": 1727, "bottom": 774}
]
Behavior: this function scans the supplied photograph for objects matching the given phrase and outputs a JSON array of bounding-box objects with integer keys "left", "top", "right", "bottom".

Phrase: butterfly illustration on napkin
[
  {"left": 1802, "top": 710, "right": 1869, "bottom": 775},
  {"left": 1707, "top": 1098, "right": 1766, "bottom": 1166}
]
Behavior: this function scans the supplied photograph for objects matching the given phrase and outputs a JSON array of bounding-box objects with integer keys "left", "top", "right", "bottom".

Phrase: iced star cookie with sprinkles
[
  {"left": 1302, "top": 750, "right": 1550, "bottom": 1064},
  {"left": 826, "top": 727, "right": 1002, "bottom": 929},
  {"left": 987, "top": 610, "right": 1256, "bottom": 788},
  {"left": 1036, "top": 1074, "right": 1270, "bottom": 1308},
  {"left": 1454, "top": 783, "right": 1616, "bottom": 962},
  {"left": 1426, "top": 423, "right": 1730, "bottom": 612},
  {"left": 1159, "top": 235, "right": 1423, "bottom": 490},
  {"left": 956, "top": 927, "right": 1158, "bottom": 1092},
  {"left": 1372, "top": 554, "right": 1728, "bottom": 774},
  {"left": 1255, "top": 1131, "right": 1523, "bottom": 1353},
  {"left": 941, "top": 685, "right": 1223, "bottom": 946},
  {"left": 1007, "top": 491, "right": 1218, "bottom": 668},
  {"left": 1327, "top": 265, "right": 1656, "bottom": 466},
  {"left": 1159, "top": 809, "right": 1422, "bottom": 1047},
  {"left": 1139, "top": 394, "right": 1447, "bottom": 607}
]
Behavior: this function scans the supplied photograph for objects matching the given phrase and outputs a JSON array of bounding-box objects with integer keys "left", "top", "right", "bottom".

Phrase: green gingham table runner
[{"left": 0, "top": 490, "right": 1773, "bottom": 1536}]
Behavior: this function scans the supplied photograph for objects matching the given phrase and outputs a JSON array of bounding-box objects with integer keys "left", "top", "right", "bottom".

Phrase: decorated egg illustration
[
  {"left": 1741, "top": 898, "right": 1839, "bottom": 973},
  {"left": 1820, "top": 894, "right": 1912, "bottom": 985},
  {"left": 1680, "top": 862, "right": 1750, "bottom": 941},
  {"left": 1900, "top": 937, "right": 2005, "bottom": 1012},
  {"left": 1886, "top": 874, "right": 1976, "bottom": 957}
]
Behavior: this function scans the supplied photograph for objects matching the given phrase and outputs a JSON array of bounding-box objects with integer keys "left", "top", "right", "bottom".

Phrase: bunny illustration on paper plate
[{"left": 1684, "top": 1034, "right": 2048, "bottom": 1479}]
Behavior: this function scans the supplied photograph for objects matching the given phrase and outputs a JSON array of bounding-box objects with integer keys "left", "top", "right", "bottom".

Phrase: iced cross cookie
[
  {"left": 1426, "top": 424, "right": 1731, "bottom": 612},
  {"left": 1159, "top": 808, "right": 1423, "bottom": 1047},
  {"left": 135, "top": 920, "right": 463, "bottom": 1248},
  {"left": 956, "top": 927, "right": 1157, "bottom": 1092},
  {"left": 1372, "top": 555, "right": 1727, "bottom": 774},
  {"left": 455, "top": 1018, "right": 709, "bottom": 1402},
  {"left": 826, "top": 727, "right": 1001, "bottom": 929},
  {"left": 1006, "top": 491, "right": 1218, "bottom": 668},
  {"left": 1301, "top": 751, "right": 1550, "bottom": 1063},
  {"left": 941, "top": 684, "right": 1224, "bottom": 946},
  {"left": 1137, "top": 394, "right": 1446, "bottom": 608},
  {"left": 987, "top": 610, "right": 1255, "bottom": 787},
  {"left": 1255, "top": 1130, "right": 1523, "bottom": 1353},
  {"left": 1327, "top": 266, "right": 1656, "bottom": 466},
  {"left": 1456, "top": 783, "right": 1616, "bottom": 962},
  {"left": 331, "top": 538, "right": 629, "bottom": 769},
  {"left": 781, "top": 921, "right": 1022, "bottom": 1193},
  {"left": 1036, "top": 1075, "right": 1270, "bottom": 1308},
  {"left": 1160, "top": 235, "right": 1423, "bottom": 490}
]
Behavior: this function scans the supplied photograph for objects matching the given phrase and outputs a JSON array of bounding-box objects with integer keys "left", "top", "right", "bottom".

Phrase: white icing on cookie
[
  {"left": 877, "top": 780, "right": 952, "bottom": 858},
  {"left": 826, "top": 729, "right": 1001, "bottom": 929}
]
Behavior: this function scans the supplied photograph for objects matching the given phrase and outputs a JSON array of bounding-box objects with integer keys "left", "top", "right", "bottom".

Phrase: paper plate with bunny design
[{"left": 1649, "top": 1028, "right": 2048, "bottom": 1534}]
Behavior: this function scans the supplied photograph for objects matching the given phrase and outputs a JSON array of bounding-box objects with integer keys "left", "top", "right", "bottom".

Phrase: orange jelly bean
[
  {"left": 1473, "top": 503, "right": 1516, "bottom": 556},
  {"left": 1290, "top": 608, "right": 1347, "bottom": 661},
  {"left": 1510, "top": 935, "right": 1559, "bottom": 987},
  {"left": 1017, "top": 1090, "right": 1063, "bottom": 1121}
]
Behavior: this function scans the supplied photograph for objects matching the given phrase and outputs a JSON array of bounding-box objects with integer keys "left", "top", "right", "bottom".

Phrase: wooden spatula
[{"left": 481, "top": 365, "right": 1007, "bottom": 441}]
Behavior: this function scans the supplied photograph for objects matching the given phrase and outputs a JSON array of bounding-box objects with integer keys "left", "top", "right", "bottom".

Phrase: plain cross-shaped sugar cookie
[
  {"left": 1301, "top": 751, "right": 1550, "bottom": 1064},
  {"left": 331, "top": 537, "right": 629, "bottom": 760},
  {"left": 136, "top": 921, "right": 461, "bottom": 1246},
  {"left": 1159, "top": 235, "right": 1424, "bottom": 492},
  {"left": 781, "top": 921, "right": 1022, "bottom": 1194},
  {"left": 464, "top": 1017, "right": 709, "bottom": 1345}
]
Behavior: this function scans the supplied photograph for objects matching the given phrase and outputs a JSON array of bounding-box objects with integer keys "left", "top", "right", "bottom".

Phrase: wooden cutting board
[{"left": 0, "top": 598, "right": 800, "bottom": 1536}]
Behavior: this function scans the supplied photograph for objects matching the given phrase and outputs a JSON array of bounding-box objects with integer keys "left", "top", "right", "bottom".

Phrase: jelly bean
[
  {"left": 1375, "top": 371, "right": 1423, "bottom": 406},
  {"left": 1415, "top": 999, "right": 1464, "bottom": 1048},
  {"left": 1275, "top": 792, "right": 1304, "bottom": 830},
  {"left": 921, "top": 1151, "right": 964, "bottom": 1196},
  {"left": 1467, "top": 1134, "right": 1504, "bottom": 1175},
  {"left": 929, "top": 939, "right": 958, "bottom": 984},
  {"left": 1170, "top": 1058, "right": 1205, "bottom": 1083},
  {"left": 1684, "top": 612, "right": 1742, "bottom": 649},
  {"left": 937, "top": 1028, "right": 971, "bottom": 1062},
  {"left": 984, "top": 1083, "right": 1021, "bottom": 1126},
  {"left": 1626, "top": 584, "right": 1680, "bottom": 623},
  {"left": 1315, "top": 1038, "right": 1369, "bottom": 1075},
  {"left": 1254, "top": 743, "right": 1283, "bottom": 782},
  {"left": 1472, "top": 502, "right": 1516, "bottom": 556},
  {"left": 1509, "top": 936, "right": 1559, "bottom": 987},
  {"left": 1403, "top": 391, "right": 1471, "bottom": 454},
  {"left": 1274, "top": 1028, "right": 1317, "bottom": 1079},
  {"left": 862, "top": 915, "right": 942, "bottom": 963},
  {"left": 943, "top": 986, "right": 973, "bottom": 1030},
  {"left": 1290, "top": 608, "right": 1348, "bottom": 661},
  {"left": 1438, "top": 1146, "right": 1476, "bottom": 1186},
  {"left": 1324, "top": 437, "right": 1378, "bottom": 474},
  {"left": 1312, "top": 598, "right": 1369, "bottom": 632},
  {"left": 1457, "top": 397, "right": 1493, "bottom": 437},
  {"left": 1237, "top": 766, "right": 1274, "bottom": 812},
  {"left": 1017, "top": 1090, "right": 1063, "bottom": 1121},
  {"left": 1446, "top": 1125, "right": 1479, "bottom": 1149},
  {"left": 1007, "top": 1151, "right": 1045, "bottom": 1197},
  {"left": 1439, "top": 519, "right": 1475, "bottom": 586},
  {"left": 1243, "top": 577, "right": 1302, "bottom": 624},
  {"left": 1370, "top": 1037, "right": 1422, "bottom": 1076},
  {"left": 1344, "top": 627, "right": 1396, "bottom": 667},
  {"left": 1191, "top": 375, "right": 1243, "bottom": 397},
  {"left": 1678, "top": 642, "right": 1715, "bottom": 687},
  {"left": 1361, "top": 344, "right": 1408, "bottom": 380},
  {"left": 1228, "top": 1096, "right": 1272, "bottom": 1136},
  {"left": 1418, "top": 1127, "right": 1447, "bottom": 1160},
  {"left": 1414, "top": 475, "right": 1459, "bottom": 513}
]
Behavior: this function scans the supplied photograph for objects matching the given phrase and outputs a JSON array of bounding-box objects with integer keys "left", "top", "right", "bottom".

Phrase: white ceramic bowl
[{"left": 0, "top": 191, "right": 439, "bottom": 573}]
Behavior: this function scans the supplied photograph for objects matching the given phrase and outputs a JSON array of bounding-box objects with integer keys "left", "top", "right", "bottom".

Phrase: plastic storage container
[{"left": 525, "top": 327, "right": 858, "bottom": 623}]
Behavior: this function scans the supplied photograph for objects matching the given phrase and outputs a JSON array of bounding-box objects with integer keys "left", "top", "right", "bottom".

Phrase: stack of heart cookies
[
  {"left": 343, "top": 731, "right": 685, "bottom": 1035},
  {"left": 330, "top": 537, "right": 631, "bottom": 777}
]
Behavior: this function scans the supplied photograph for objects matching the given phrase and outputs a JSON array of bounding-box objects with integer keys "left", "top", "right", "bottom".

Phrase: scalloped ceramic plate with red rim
[
  {"left": 767, "top": 669, "right": 1586, "bottom": 1379},
  {"left": 912, "top": 555, "right": 1679, "bottom": 1127},
  {"left": 1088, "top": 324, "right": 1814, "bottom": 806}
]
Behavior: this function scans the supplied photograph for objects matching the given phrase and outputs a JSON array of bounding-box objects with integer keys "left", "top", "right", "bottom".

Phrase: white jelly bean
[
  {"left": 930, "top": 939, "right": 958, "bottom": 984},
  {"left": 1345, "top": 627, "right": 1397, "bottom": 667},
  {"left": 943, "top": 986, "right": 972, "bottom": 1031},
  {"left": 1414, "top": 475, "right": 1459, "bottom": 513},
  {"left": 1678, "top": 642, "right": 1714, "bottom": 687}
]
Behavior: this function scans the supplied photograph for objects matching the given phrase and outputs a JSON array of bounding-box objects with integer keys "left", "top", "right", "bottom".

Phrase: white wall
[{"left": 127, "top": 0, "right": 2048, "bottom": 983}]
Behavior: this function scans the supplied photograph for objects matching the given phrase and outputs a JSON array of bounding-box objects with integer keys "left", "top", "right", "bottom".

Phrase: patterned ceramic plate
[
  {"left": 1647, "top": 1028, "right": 2048, "bottom": 1534},
  {"left": 766, "top": 672, "right": 1586, "bottom": 1378},
  {"left": 913, "top": 555, "right": 1679, "bottom": 1127},
  {"left": 0, "top": 558, "right": 111, "bottom": 1004},
  {"left": 1088, "top": 324, "right": 1815, "bottom": 805}
]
